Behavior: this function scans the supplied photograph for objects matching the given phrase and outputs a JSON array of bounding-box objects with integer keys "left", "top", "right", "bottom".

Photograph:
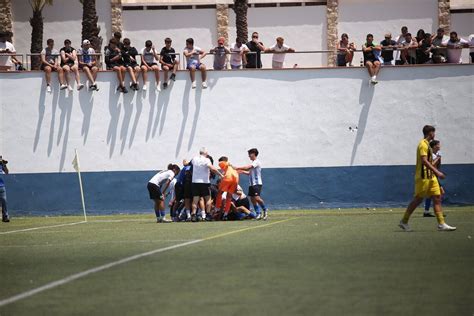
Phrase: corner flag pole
[{"left": 72, "top": 149, "right": 87, "bottom": 222}]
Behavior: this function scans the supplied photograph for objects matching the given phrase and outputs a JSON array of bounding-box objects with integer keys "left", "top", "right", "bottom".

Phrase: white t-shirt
[
  {"left": 191, "top": 155, "right": 212, "bottom": 184},
  {"left": 469, "top": 34, "right": 474, "bottom": 53},
  {"left": 443, "top": 38, "right": 469, "bottom": 63},
  {"left": 270, "top": 43, "right": 290, "bottom": 63},
  {"left": 149, "top": 170, "right": 175, "bottom": 188},
  {"left": 229, "top": 43, "right": 248, "bottom": 66},
  {"left": 249, "top": 159, "right": 263, "bottom": 186},
  {"left": 41, "top": 47, "right": 60, "bottom": 65},
  {"left": 184, "top": 46, "right": 203, "bottom": 64},
  {"left": 0, "top": 41, "right": 16, "bottom": 67},
  {"left": 141, "top": 47, "right": 158, "bottom": 64},
  {"left": 168, "top": 178, "right": 177, "bottom": 200}
]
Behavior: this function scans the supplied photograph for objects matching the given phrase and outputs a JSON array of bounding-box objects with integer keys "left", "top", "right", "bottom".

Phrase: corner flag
[{"left": 72, "top": 149, "right": 87, "bottom": 222}]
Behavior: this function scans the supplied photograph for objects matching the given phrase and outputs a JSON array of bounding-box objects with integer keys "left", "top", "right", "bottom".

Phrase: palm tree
[
  {"left": 233, "top": 0, "right": 248, "bottom": 43},
  {"left": 29, "top": 0, "right": 53, "bottom": 70},
  {"left": 0, "top": 0, "right": 13, "bottom": 35},
  {"left": 80, "top": 0, "right": 102, "bottom": 53}
]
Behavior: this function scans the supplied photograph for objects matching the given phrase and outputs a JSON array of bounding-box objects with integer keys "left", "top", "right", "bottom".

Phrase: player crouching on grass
[
  {"left": 399, "top": 125, "right": 456, "bottom": 232},
  {"left": 147, "top": 164, "right": 180, "bottom": 223}
]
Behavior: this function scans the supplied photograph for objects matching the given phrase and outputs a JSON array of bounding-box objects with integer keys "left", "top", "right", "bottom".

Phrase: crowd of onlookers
[{"left": 0, "top": 27, "right": 472, "bottom": 91}]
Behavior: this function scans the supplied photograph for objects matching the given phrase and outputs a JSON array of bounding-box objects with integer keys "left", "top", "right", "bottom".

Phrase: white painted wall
[
  {"left": 338, "top": 0, "right": 438, "bottom": 64},
  {"left": 1, "top": 66, "right": 473, "bottom": 174},
  {"left": 122, "top": 8, "right": 217, "bottom": 67},
  {"left": 451, "top": 12, "right": 474, "bottom": 63},
  {"left": 228, "top": 6, "right": 327, "bottom": 68},
  {"left": 11, "top": 0, "right": 111, "bottom": 60}
]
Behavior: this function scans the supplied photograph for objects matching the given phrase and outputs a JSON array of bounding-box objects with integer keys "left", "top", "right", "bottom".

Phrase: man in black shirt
[
  {"left": 105, "top": 38, "right": 127, "bottom": 93},
  {"left": 380, "top": 33, "right": 397, "bottom": 66},
  {"left": 245, "top": 32, "right": 266, "bottom": 69},
  {"left": 160, "top": 37, "right": 179, "bottom": 89},
  {"left": 121, "top": 38, "right": 140, "bottom": 91}
]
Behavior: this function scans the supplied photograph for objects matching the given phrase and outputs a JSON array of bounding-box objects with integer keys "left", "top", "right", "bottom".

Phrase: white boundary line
[
  {"left": 0, "top": 221, "right": 87, "bottom": 235},
  {"left": 0, "top": 218, "right": 294, "bottom": 307}
]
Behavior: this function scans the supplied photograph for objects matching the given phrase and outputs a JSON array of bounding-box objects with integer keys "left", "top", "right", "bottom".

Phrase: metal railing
[{"left": 0, "top": 53, "right": 25, "bottom": 71}]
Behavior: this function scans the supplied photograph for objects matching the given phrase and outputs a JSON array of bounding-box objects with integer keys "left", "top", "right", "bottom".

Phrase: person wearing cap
[
  {"left": 60, "top": 39, "right": 84, "bottom": 91},
  {"left": 210, "top": 37, "right": 230, "bottom": 70},
  {"left": 140, "top": 40, "right": 161, "bottom": 92},
  {"left": 266, "top": 37, "right": 295, "bottom": 69},
  {"left": 160, "top": 37, "right": 179, "bottom": 89},
  {"left": 78, "top": 39, "right": 99, "bottom": 91},
  {"left": 183, "top": 38, "right": 208, "bottom": 89},
  {"left": 229, "top": 37, "right": 249, "bottom": 69},
  {"left": 380, "top": 33, "right": 397, "bottom": 66}
]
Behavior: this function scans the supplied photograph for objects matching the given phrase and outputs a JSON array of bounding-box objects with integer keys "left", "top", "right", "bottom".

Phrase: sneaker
[
  {"left": 370, "top": 79, "right": 378, "bottom": 85},
  {"left": 67, "top": 85, "right": 73, "bottom": 91},
  {"left": 89, "top": 84, "right": 96, "bottom": 91},
  {"left": 423, "top": 212, "right": 436, "bottom": 217},
  {"left": 60, "top": 84, "right": 68, "bottom": 90},
  {"left": 398, "top": 220, "right": 412, "bottom": 232},
  {"left": 438, "top": 223, "right": 456, "bottom": 231},
  {"left": 170, "top": 73, "right": 176, "bottom": 81},
  {"left": 94, "top": 84, "right": 99, "bottom": 91},
  {"left": 191, "top": 81, "right": 196, "bottom": 89},
  {"left": 161, "top": 217, "right": 172, "bottom": 223},
  {"left": 262, "top": 210, "right": 268, "bottom": 220},
  {"left": 142, "top": 84, "right": 147, "bottom": 91},
  {"left": 156, "top": 83, "right": 161, "bottom": 92},
  {"left": 2, "top": 217, "right": 10, "bottom": 223},
  {"left": 163, "top": 82, "right": 168, "bottom": 89},
  {"left": 191, "top": 214, "right": 197, "bottom": 222},
  {"left": 134, "top": 83, "right": 140, "bottom": 91},
  {"left": 202, "top": 81, "right": 208, "bottom": 89},
  {"left": 117, "top": 86, "right": 122, "bottom": 92},
  {"left": 46, "top": 85, "right": 52, "bottom": 93},
  {"left": 256, "top": 213, "right": 263, "bottom": 220},
  {"left": 77, "top": 83, "right": 84, "bottom": 91},
  {"left": 122, "top": 86, "right": 128, "bottom": 94}
]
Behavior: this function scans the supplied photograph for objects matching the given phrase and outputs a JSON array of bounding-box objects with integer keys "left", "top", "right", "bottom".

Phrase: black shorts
[
  {"left": 61, "top": 62, "right": 75, "bottom": 68},
  {"left": 248, "top": 185, "right": 262, "bottom": 197},
  {"left": 234, "top": 197, "right": 250, "bottom": 210},
  {"left": 184, "top": 179, "right": 193, "bottom": 199},
  {"left": 192, "top": 183, "right": 210, "bottom": 198},
  {"left": 142, "top": 62, "right": 158, "bottom": 67},
  {"left": 175, "top": 183, "right": 184, "bottom": 201},
  {"left": 147, "top": 183, "right": 164, "bottom": 200},
  {"left": 124, "top": 62, "right": 139, "bottom": 68}
]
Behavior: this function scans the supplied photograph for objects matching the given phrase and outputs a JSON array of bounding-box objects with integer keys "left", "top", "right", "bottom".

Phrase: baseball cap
[{"left": 82, "top": 39, "right": 90, "bottom": 45}]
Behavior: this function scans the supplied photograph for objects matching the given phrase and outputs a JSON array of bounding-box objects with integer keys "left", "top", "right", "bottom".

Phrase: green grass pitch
[{"left": 0, "top": 207, "right": 473, "bottom": 315}]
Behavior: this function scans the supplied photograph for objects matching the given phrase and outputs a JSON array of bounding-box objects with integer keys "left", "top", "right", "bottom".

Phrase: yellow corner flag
[
  {"left": 72, "top": 149, "right": 87, "bottom": 222},
  {"left": 72, "top": 154, "right": 79, "bottom": 172}
]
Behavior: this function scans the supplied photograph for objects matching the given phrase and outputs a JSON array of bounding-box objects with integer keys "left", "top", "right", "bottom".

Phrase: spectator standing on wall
[
  {"left": 0, "top": 31, "right": 16, "bottom": 71},
  {"left": 418, "top": 33, "right": 434, "bottom": 64},
  {"left": 41, "top": 39, "right": 66, "bottom": 92},
  {"left": 78, "top": 39, "right": 99, "bottom": 91},
  {"left": 267, "top": 37, "right": 295, "bottom": 69},
  {"left": 431, "top": 28, "right": 449, "bottom": 63},
  {"left": 400, "top": 33, "right": 418, "bottom": 64},
  {"left": 246, "top": 32, "right": 266, "bottom": 69},
  {"left": 121, "top": 38, "right": 140, "bottom": 91},
  {"left": 362, "top": 34, "right": 382, "bottom": 85},
  {"left": 210, "top": 37, "right": 230, "bottom": 70},
  {"left": 60, "top": 39, "right": 84, "bottom": 91},
  {"left": 229, "top": 38, "right": 249, "bottom": 69},
  {"left": 140, "top": 40, "right": 161, "bottom": 92},
  {"left": 380, "top": 33, "right": 397, "bottom": 66},
  {"left": 395, "top": 26, "right": 409, "bottom": 64},
  {"left": 160, "top": 38, "right": 179, "bottom": 89},
  {"left": 0, "top": 156, "right": 9, "bottom": 222},
  {"left": 183, "top": 38, "right": 208, "bottom": 89},
  {"left": 105, "top": 38, "right": 127, "bottom": 93},
  {"left": 442, "top": 31, "right": 469, "bottom": 64},
  {"left": 336, "top": 33, "right": 356, "bottom": 67}
]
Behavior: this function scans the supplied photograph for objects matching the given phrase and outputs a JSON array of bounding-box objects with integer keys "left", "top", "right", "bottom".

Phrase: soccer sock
[
  {"left": 186, "top": 209, "right": 191, "bottom": 217},
  {"left": 254, "top": 204, "right": 261, "bottom": 215},
  {"left": 201, "top": 210, "right": 206, "bottom": 219},
  {"left": 435, "top": 212, "right": 445, "bottom": 225},
  {"left": 248, "top": 211, "right": 257, "bottom": 219},
  {"left": 160, "top": 210, "right": 166, "bottom": 218},
  {"left": 424, "top": 199, "right": 431, "bottom": 213},
  {"left": 260, "top": 203, "right": 267, "bottom": 211},
  {"left": 154, "top": 210, "right": 161, "bottom": 219},
  {"left": 401, "top": 211, "right": 411, "bottom": 224}
]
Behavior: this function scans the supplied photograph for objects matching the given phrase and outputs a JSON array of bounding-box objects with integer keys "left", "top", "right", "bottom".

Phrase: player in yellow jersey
[{"left": 399, "top": 125, "right": 456, "bottom": 231}]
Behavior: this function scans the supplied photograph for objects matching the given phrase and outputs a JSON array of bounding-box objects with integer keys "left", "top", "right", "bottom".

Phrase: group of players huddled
[{"left": 147, "top": 147, "right": 268, "bottom": 222}]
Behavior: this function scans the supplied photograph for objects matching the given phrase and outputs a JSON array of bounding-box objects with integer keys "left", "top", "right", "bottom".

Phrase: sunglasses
[{"left": 252, "top": 35, "right": 258, "bottom": 38}]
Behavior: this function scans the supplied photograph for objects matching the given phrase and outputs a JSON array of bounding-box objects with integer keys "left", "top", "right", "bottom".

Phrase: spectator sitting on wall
[
  {"left": 121, "top": 38, "right": 140, "bottom": 91},
  {"left": 210, "top": 37, "right": 230, "bottom": 70},
  {"left": 336, "top": 33, "right": 355, "bottom": 67},
  {"left": 246, "top": 32, "right": 266, "bottom": 69},
  {"left": 418, "top": 33, "right": 433, "bottom": 64},
  {"left": 140, "top": 40, "right": 160, "bottom": 92},
  {"left": 470, "top": 34, "right": 474, "bottom": 63},
  {"left": 229, "top": 38, "right": 249, "bottom": 69},
  {"left": 0, "top": 31, "right": 16, "bottom": 71},
  {"left": 415, "top": 29, "right": 427, "bottom": 63},
  {"left": 431, "top": 28, "right": 449, "bottom": 63},
  {"left": 400, "top": 33, "right": 418, "bottom": 64},
  {"left": 395, "top": 26, "right": 409, "bottom": 64},
  {"left": 380, "top": 33, "right": 397, "bottom": 66},
  {"left": 60, "top": 39, "right": 84, "bottom": 91},
  {"left": 41, "top": 38, "right": 66, "bottom": 92},
  {"left": 0, "top": 155, "right": 9, "bottom": 223},
  {"left": 442, "top": 31, "right": 469, "bottom": 64},
  {"left": 362, "top": 34, "right": 381, "bottom": 85},
  {"left": 78, "top": 39, "right": 99, "bottom": 91},
  {"left": 183, "top": 38, "right": 208, "bottom": 89},
  {"left": 267, "top": 37, "right": 295, "bottom": 69},
  {"left": 105, "top": 38, "right": 127, "bottom": 93},
  {"left": 160, "top": 38, "right": 179, "bottom": 89}
]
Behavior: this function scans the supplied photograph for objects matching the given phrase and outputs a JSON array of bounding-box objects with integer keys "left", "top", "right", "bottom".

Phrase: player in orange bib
[{"left": 215, "top": 156, "right": 239, "bottom": 217}]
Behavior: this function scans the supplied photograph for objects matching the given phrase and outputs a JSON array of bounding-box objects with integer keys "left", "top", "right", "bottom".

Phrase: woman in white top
[{"left": 147, "top": 164, "right": 180, "bottom": 222}]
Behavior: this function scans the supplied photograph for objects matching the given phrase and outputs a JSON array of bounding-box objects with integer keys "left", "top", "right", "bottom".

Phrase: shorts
[
  {"left": 41, "top": 64, "right": 57, "bottom": 71},
  {"left": 337, "top": 54, "right": 347, "bottom": 66},
  {"left": 234, "top": 197, "right": 250, "bottom": 210},
  {"left": 192, "top": 183, "right": 210, "bottom": 198},
  {"left": 414, "top": 178, "right": 441, "bottom": 198},
  {"left": 230, "top": 64, "right": 242, "bottom": 69},
  {"left": 107, "top": 63, "right": 122, "bottom": 70},
  {"left": 142, "top": 62, "right": 158, "bottom": 67},
  {"left": 364, "top": 58, "right": 378, "bottom": 65},
  {"left": 124, "top": 62, "right": 139, "bottom": 68},
  {"left": 147, "top": 182, "right": 164, "bottom": 200},
  {"left": 61, "top": 62, "right": 75, "bottom": 68},
  {"left": 187, "top": 59, "right": 202, "bottom": 70},
  {"left": 161, "top": 62, "right": 176, "bottom": 70},
  {"left": 248, "top": 185, "right": 262, "bottom": 197},
  {"left": 183, "top": 179, "right": 193, "bottom": 199},
  {"left": 79, "top": 64, "right": 97, "bottom": 70},
  {"left": 210, "top": 184, "right": 219, "bottom": 200},
  {"left": 219, "top": 179, "right": 238, "bottom": 194},
  {"left": 175, "top": 183, "right": 184, "bottom": 201},
  {"left": 272, "top": 61, "right": 284, "bottom": 69}
]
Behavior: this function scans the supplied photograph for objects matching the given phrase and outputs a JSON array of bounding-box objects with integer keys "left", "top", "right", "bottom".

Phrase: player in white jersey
[
  {"left": 147, "top": 164, "right": 180, "bottom": 222},
  {"left": 236, "top": 148, "right": 268, "bottom": 220}
]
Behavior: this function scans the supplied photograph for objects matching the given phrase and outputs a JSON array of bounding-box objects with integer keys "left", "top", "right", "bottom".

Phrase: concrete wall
[
  {"left": 1, "top": 65, "right": 473, "bottom": 213},
  {"left": 11, "top": 0, "right": 111, "bottom": 59}
]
